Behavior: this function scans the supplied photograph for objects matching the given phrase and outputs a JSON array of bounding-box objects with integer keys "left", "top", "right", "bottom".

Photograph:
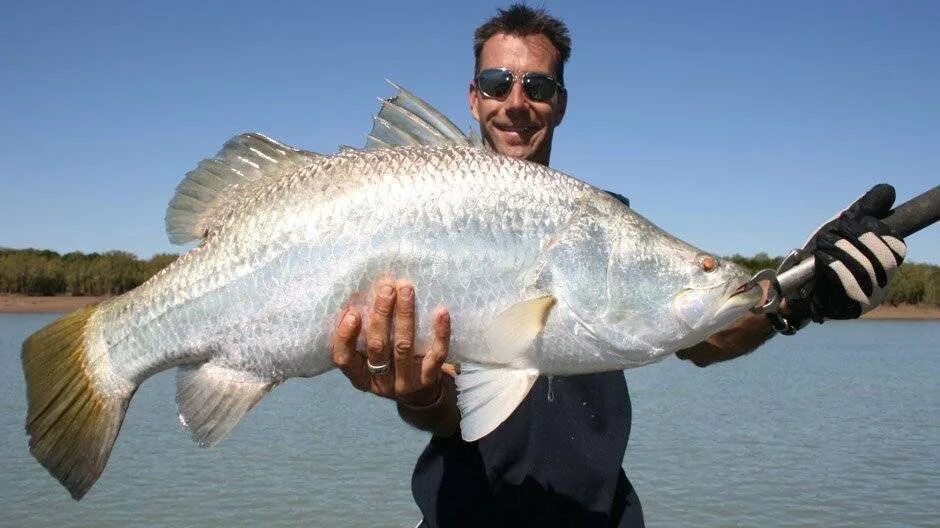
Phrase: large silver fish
[{"left": 22, "top": 85, "right": 761, "bottom": 500}]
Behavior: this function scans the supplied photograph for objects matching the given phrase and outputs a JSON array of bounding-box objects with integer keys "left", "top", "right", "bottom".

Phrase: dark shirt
[{"left": 412, "top": 372, "right": 645, "bottom": 527}]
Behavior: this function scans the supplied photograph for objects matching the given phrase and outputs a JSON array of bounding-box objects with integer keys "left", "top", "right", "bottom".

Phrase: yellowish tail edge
[{"left": 21, "top": 304, "right": 134, "bottom": 500}]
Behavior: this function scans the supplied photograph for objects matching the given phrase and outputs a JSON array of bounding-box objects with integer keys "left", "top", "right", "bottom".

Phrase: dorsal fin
[
  {"left": 364, "top": 81, "right": 487, "bottom": 149},
  {"left": 165, "top": 133, "right": 323, "bottom": 245}
]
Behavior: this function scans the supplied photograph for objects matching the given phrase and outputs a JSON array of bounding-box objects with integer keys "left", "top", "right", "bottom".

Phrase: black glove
[{"left": 790, "top": 184, "right": 907, "bottom": 322}]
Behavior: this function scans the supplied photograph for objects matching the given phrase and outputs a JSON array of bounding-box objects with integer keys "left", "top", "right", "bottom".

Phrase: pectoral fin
[
  {"left": 456, "top": 364, "right": 539, "bottom": 442},
  {"left": 176, "top": 363, "right": 275, "bottom": 447},
  {"left": 485, "top": 294, "right": 556, "bottom": 363}
]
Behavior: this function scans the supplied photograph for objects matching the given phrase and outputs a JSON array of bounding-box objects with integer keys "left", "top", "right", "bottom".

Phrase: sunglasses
[{"left": 475, "top": 68, "right": 564, "bottom": 103}]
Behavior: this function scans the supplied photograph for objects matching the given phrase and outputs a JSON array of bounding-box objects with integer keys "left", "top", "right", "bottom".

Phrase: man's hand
[
  {"left": 793, "top": 184, "right": 907, "bottom": 322},
  {"left": 331, "top": 279, "right": 459, "bottom": 435},
  {"left": 678, "top": 185, "right": 908, "bottom": 367}
]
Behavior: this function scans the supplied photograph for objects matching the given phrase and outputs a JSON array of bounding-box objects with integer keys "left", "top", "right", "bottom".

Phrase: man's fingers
[
  {"left": 852, "top": 183, "right": 896, "bottom": 219},
  {"left": 367, "top": 282, "right": 396, "bottom": 393},
  {"left": 393, "top": 282, "right": 417, "bottom": 394},
  {"left": 441, "top": 363, "right": 460, "bottom": 379},
  {"left": 332, "top": 282, "right": 459, "bottom": 401},
  {"left": 332, "top": 309, "right": 361, "bottom": 368},
  {"left": 421, "top": 309, "right": 451, "bottom": 386},
  {"left": 331, "top": 309, "right": 369, "bottom": 391}
]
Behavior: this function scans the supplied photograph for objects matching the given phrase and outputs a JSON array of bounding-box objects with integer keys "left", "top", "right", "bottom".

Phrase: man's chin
[
  {"left": 492, "top": 138, "right": 536, "bottom": 159},
  {"left": 484, "top": 130, "right": 547, "bottom": 162},
  {"left": 499, "top": 144, "right": 532, "bottom": 157}
]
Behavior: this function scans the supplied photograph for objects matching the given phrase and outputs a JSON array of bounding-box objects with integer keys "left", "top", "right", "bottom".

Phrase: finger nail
[
  {"left": 380, "top": 285, "right": 394, "bottom": 298},
  {"left": 399, "top": 286, "right": 413, "bottom": 299},
  {"left": 343, "top": 313, "right": 358, "bottom": 326}
]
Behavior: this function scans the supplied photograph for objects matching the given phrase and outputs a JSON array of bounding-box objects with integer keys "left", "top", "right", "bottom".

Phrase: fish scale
[
  {"left": 21, "top": 92, "right": 759, "bottom": 500},
  {"left": 99, "top": 147, "right": 570, "bottom": 378}
]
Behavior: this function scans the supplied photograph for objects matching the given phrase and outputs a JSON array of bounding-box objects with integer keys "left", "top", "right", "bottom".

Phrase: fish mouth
[
  {"left": 728, "top": 280, "right": 757, "bottom": 299},
  {"left": 713, "top": 280, "right": 762, "bottom": 322},
  {"left": 673, "top": 279, "right": 762, "bottom": 331}
]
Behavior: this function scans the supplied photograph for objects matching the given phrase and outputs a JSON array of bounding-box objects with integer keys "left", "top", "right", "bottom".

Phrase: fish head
[
  {"left": 602, "top": 220, "right": 762, "bottom": 354},
  {"left": 552, "top": 209, "right": 761, "bottom": 362},
  {"left": 669, "top": 253, "right": 760, "bottom": 334}
]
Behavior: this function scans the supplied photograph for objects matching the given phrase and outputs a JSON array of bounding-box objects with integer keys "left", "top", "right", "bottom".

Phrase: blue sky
[{"left": 2, "top": 1, "right": 938, "bottom": 263}]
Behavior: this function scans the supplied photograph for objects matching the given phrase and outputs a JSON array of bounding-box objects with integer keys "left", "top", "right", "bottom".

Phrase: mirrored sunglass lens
[
  {"left": 522, "top": 75, "right": 557, "bottom": 101},
  {"left": 478, "top": 70, "right": 513, "bottom": 97}
]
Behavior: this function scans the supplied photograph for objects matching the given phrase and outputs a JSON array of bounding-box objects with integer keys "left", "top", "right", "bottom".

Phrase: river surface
[{"left": 1, "top": 314, "right": 937, "bottom": 527}]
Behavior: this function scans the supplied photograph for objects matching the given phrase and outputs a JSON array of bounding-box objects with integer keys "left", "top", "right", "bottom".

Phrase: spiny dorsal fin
[
  {"left": 364, "top": 81, "right": 486, "bottom": 149},
  {"left": 176, "top": 363, "right": 275, "bottom": 447},
  {"left": 456, "top": 364, "right": 539, "bottom": 442},
  {"left": 165, "top": 133, "right": 323, "bottom": 245}
]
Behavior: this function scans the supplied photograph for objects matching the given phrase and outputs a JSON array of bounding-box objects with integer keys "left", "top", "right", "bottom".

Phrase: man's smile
[{"left": 494, "top": 123, "right": 538, "bottom": 141}]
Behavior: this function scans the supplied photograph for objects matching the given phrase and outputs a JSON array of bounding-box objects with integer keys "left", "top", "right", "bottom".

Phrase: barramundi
[{"left": 22, "top": 85, "right": 761, "bottom": 500}]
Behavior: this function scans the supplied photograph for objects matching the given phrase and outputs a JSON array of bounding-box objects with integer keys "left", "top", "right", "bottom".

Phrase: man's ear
[
  {"left": 469, "top": 81, "right": 481, "bottom": 122},
  {"left": 553, "top": 89, "right": 567, "bottom": 127}
]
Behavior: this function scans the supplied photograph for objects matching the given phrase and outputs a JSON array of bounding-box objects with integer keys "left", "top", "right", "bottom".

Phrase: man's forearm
[
  {"left": 396, "top": 376, "right": 460, "bottom": 437},
  {"left": 676, "top": 311, "right": 776, "bottom": 367}
]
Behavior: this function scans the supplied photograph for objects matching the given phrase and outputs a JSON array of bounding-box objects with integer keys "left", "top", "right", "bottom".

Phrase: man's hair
[{"left": 473, "top": 4, "right": 572, "bottom": 86}]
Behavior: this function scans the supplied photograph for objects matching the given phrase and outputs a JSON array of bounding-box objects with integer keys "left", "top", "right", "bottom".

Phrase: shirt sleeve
[{"left": 605, "top": 191, "right": 630, "bottom": 207}]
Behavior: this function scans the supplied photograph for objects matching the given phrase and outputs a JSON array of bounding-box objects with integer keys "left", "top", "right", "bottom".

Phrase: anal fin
[
  {"left": 176, "top": 363, "right": 275, "bottom": 447},
  {"left": 456, "top": 363, "right": 539, "bottom": 442}
]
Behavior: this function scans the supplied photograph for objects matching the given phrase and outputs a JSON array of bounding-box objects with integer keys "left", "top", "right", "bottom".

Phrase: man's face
[{"left": 469, "top": 33, "right": 567, "bottom": 166}]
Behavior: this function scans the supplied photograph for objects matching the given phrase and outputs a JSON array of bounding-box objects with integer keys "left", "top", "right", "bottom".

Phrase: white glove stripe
[
  {"left": 859, "top": 232, "right": 899, "bottom": 278},
  {"left": 834, "top": 238, "right": 878, "bottom": 294},
  {"left": 883, "top": 236, "right": 907, "bottom": 260},
  {"left": 829, "top": 260, "right": 869, "bottom": 304}
]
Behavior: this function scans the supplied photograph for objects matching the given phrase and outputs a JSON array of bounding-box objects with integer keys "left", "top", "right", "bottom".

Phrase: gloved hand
[{"left": 789, "top": 184, "right": 907, "bottom": 322}]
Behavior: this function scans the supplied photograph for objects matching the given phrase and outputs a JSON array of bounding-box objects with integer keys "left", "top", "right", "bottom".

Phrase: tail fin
[{"left": 21, "top": 304, "right": 135, "bottom": 500}]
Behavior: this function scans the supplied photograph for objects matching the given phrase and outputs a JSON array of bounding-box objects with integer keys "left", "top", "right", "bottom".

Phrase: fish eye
[{"left": 699, "top": 255, "right": 717, "bottom": 273}]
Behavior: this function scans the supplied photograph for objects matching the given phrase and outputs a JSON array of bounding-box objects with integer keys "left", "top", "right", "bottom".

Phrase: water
[{"left": 1, "top": 314, "right": 937, "bottom": 527}]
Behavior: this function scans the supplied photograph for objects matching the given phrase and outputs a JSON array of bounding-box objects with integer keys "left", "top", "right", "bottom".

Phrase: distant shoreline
[
  {"left": 859, "top": 303, "right": 940, "bottom": 320},
  {"left": 2, "top": 294, "right": 938, "bottom": 320},
  {"left": 0, "top": 295, "right": 110, "bottom": 313}
]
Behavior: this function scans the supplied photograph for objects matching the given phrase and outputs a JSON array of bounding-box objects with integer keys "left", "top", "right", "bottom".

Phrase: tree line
[
  {"left": 0, "top": 249, "right": 177, "bottom": 297},
  {"left": 1, "top": 248, "right": 937, "bottom": 305}
]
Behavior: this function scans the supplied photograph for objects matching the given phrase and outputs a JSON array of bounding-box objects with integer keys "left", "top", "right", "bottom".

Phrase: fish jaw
[
  {"left": 711, "top": 280, "right": 763, "bottom": 329},
  {"left": 672, "top": 278, "right": 762, "bottom": 334}
]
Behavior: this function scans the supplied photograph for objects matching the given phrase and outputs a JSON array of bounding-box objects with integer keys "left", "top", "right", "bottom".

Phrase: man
[{"left": 332, "top": 5, "right": 906, "bottom": 527}]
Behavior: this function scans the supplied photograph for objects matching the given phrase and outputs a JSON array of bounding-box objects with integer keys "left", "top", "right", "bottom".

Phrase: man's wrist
[
  {"left": 396, "top": 376, "right": 459, "bottom": 437},
  {"left": 767, "top": 298, "right": 811, "bottom": 335},
  {"left": 399, "top": 382, "right": 445, "bottom": 411}
]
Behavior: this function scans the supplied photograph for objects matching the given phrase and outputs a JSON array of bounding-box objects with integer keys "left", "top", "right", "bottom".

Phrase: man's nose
[{"left": 504, "top": 81, "right": 529, "bottom": 111}]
